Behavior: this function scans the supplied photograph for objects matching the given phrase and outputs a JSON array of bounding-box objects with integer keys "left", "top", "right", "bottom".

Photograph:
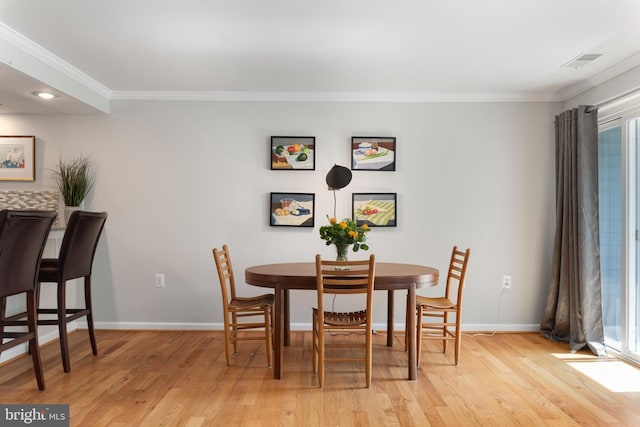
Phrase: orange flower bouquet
[{"left": 319, "top": 216, "right": 370, "bottom": 255}]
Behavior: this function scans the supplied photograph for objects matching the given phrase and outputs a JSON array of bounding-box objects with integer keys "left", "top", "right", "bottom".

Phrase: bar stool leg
[
  {"left": 84, "top": 276, "right": 98, "bottom": 355},
  {"left": 57, "top": 280, "right": 71, "bottom": 373}
]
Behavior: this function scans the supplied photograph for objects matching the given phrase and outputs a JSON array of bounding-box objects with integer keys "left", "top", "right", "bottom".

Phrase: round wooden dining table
[{"left": 245, "top": 262, "right": 439, "bottom": 380}]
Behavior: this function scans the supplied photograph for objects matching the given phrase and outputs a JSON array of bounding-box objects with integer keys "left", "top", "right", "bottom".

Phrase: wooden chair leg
[
  {"left": 312, "top": 310, "right": 317, "bottom": 373},
  {"left": 404, "top": 306, "right": 408, "bottom": 352},
  {"left": 454, "top": 315, "right": 461, "bottom": 365},
  {"left": 223, "top": 312, "right": 231, "bottom": 366},
  {"left": 264, "top": 307, "right": 272, "bottom": 368},
  {"left": 442, "top": 312, "right": 449, "bottom": 354},
  {"left": 318, "top": 322, "right": 324, "bottom": 388},
  {"left": 416, "top": 306, "right": 423, "bottom": 367},
  {"left": 366, "top": 326, "right": 372, "bottom": 388},
  {"left": 231, "top": 312, "right": 238, "bottom": 354}
]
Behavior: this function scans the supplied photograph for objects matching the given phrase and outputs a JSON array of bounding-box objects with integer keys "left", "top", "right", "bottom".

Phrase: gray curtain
[{"left": 540, "top": 105, "right": 606, "bottom": 356}]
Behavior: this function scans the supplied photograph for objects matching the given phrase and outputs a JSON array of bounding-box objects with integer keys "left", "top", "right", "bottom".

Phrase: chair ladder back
[
  {"left": 213, "top": 245, "right": 237, "bottom": 303},
  {"left": 445, "top": 246, "right": 470, "bottom": 302},
  {"left": 313, "top": 253, "right": 376, "bottom": 387},
  {"left": 455, "top": 248, "right": 471, "bottom": 309},
  {"left": 212, "top": 244, "right": 274, "bottom": 368},
  {"left": 315, "top": 255, "right": 376, "bottom": 313},
  {"left": 415, "top": 245, "right": 471, "bottom": 367}
]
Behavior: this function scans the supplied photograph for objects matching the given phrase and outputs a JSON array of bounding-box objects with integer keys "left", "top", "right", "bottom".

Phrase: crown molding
[
  {"left": 109, "top": 90, "right": 560, "bottom": 103},
  {"left": 0, "top": 21, "right": 111, "bottom": 111},
  {"left": 12, "top": 18, "right": 640, "bottom": 109},
  {"left": 556, "top": 52, "right": 640, "bottom": 102},
  {"left": 0, "top": 21, "right": 111, "bottom": 98}
]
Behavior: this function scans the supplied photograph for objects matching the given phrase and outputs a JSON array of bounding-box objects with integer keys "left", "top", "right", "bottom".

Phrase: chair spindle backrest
[
  {"left": 315, "top": 254, "right": 376, "bottom": 316},
  {"left": 445, "top": 246, "right": 471, "bottom": 305},
  {"left": 213, "top": 245, "right": 237, "bottom": 304}
]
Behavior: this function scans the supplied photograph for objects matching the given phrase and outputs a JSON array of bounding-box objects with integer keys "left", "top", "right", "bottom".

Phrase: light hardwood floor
[{"left": 1, "top": 330, "right": 639, "bottom": 426}]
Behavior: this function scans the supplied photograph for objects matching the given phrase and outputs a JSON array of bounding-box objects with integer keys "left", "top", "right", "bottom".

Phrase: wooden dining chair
[
  {"left": 212, "top": 245, "right": 274, "bottom": 367},
  {"left": 0, "top": 210, "right": 56, "bottom": 390},
  {"left": 4, "top": 211, "right": 108, "bottom": 373},
  {"left": 415, "top": 246, "right": 470, "bottom": 366},
  {"left": 312, "top": 254, "right": 376, "bottom": 388}
]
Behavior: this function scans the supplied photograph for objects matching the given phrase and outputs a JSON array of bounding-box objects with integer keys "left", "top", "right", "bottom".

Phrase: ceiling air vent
[{"left": 563, "top": 53, "right": 603, "bottom": 69}]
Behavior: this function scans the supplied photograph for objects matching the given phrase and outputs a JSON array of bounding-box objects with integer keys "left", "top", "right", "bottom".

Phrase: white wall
[{"left": 0, "top": 100, "right": 559, "bottom": 333}]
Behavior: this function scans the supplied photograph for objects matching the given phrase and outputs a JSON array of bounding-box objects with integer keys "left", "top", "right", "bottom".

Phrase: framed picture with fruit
[
  {"left": 351, "top": 136, "right": 396, "bottom": 171},
  {"left": 271, "top": 136, "right": 315, "bottom": 170},
  {"left": 352, "top": 192, "right": 397, "bottom": 227},
  {"left": 270, "top": 192, "right": 315, "bottom": 227}
]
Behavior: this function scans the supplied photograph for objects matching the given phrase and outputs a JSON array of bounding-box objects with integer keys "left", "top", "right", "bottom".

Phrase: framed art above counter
[{"left": 0, "top": 135, "right": 35, "bottom": 181}]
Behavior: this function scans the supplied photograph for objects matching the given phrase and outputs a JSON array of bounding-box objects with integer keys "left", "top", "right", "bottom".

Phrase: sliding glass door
[
  {"left": 599, "top": 123, "right": 623, "bottom": 349},
  {"left": 630, "top": 117, "right": 639, "bottom": 356},
  {"left": 599, "top": 115, "right": 640, "bottom": 362}
]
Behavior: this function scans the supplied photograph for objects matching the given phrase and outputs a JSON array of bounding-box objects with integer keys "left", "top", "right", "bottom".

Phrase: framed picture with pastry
[
  {"left": 271, "top": 136, "right": 315, "bottom": 170},
  {"left": 351, "top": 136, "right": 396, "bottom": 171},
  {"left": 270, "top": 192, "right": 315, "bottom": 227}
]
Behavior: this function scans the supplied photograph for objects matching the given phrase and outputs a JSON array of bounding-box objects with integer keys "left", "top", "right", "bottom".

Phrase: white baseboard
[
  {"left": 0, "top": 321, "right": 540, "bottom": 364},
  {"left": 92, "top": 321, "right": 540, "bottom": 333},
  {"left": 463, "top": 323, "right": 540, "bottom": 332},
  {"left": 92, "top": 321, "right": 220, "bottom": 330}
]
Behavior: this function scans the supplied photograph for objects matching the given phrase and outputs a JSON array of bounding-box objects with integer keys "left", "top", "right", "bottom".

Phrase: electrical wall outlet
[
  {"left": 502, "top": 275, "right": 512, "bottom": 289},
  {"left": 155, "top": 273, "right": 165, "bottom": 288}
]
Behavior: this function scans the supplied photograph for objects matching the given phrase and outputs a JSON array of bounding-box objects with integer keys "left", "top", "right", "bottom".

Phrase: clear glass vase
[{"left": 335, "top": 243, "right": 350, "bottom": 270}]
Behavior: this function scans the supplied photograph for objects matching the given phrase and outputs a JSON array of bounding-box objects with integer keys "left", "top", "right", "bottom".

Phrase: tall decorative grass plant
[{"left": 54, "top": 156, "right": 95, "bottom": 207}]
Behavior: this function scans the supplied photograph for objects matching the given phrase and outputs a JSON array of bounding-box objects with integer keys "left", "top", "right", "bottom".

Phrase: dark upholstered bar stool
[
  {"left": 3, "top": 211, "right": 107, "bottom": 373},
  {"left": 0, "top": 210, "right": 56, "bottom": 390},
  {"left": 38, "top": 211, "right": 107, "bottom": 372}
]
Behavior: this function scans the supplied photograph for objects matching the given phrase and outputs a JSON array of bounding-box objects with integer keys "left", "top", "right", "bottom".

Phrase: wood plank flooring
[{"left": 0, "top": 330, "right": 639, "bottom": 426}]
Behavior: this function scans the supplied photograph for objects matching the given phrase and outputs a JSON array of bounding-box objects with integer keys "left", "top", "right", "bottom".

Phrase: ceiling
[{"left": 1, "top": 0, "right": 640, "bottom": 114}]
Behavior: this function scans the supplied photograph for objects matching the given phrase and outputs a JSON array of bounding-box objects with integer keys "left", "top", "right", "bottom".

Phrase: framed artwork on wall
[
  {"left": 352, "top": 192, "right": 397, "bottom": 227},
  {"left": 270, "top": 192, "right": 315, "bottom": 227},
  {"left": 271, "top": 136, "right": 315, "bottom": 170},
  {"left": 0, "top": 136, "right": 35, "bottom": 181},
  {"left": 351, "top": 136, "right": 396, "bottom": 171}
]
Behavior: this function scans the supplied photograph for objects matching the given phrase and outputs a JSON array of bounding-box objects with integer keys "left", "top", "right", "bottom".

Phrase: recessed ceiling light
[{"left": 32, "top": 91, "right": 56, "bottom": 99}]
